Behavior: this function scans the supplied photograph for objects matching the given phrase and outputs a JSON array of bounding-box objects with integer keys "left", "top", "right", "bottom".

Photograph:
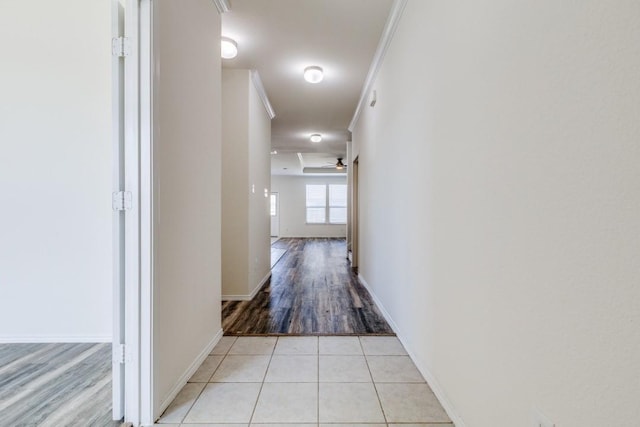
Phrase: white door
[
  {"left": 111, "top": 0, "right": 125, "bottom": 420},
  {"left": 270, "top": 193, "right": 279, "bottom": 237}
]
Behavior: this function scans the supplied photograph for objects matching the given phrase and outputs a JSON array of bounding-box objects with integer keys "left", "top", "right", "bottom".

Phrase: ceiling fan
[{"left": 321, "top": 158, "right": 347, "bottom": 170}]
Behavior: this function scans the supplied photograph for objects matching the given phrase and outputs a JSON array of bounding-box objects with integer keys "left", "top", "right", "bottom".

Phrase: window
[
  {"left": 306, "top": 185, "right": 326, "bottom": 223},
  {"left": 329, "top": 184, "right": 347, "bottom": 224},
  {"left": 270, "top": 194, "right": 277, "bottom": 216},
  {"left": 305, "top": 184, "right": 347, "bottom": 224}
]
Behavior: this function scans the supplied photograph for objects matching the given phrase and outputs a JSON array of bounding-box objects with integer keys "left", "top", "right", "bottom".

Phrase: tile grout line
[
  {"left": 358, "top": 336, "right": 389, "bottom": 426},
  {"left": 170, "top": 336, "right": 236, "bottom": 424},
  {"left": 247, "top": 337, "right": 277, "bottom": 425}
]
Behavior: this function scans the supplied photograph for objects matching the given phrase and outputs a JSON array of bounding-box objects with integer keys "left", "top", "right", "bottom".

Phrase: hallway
[
  {"left": 157, "top": 335, "right": 452, "bottom": 425},
  {"left": 153, "top": 239, "right": 452, "bottom": 425},
  {"left": 222, "top": 238, "right": 393, "bottom": 335}
]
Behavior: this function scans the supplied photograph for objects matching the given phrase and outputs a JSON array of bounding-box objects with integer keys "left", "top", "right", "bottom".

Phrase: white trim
[
  {"left": 111, "top": 0, "right": 126, "bottom": 420},
  {"left": 358, "top": 273, "right": 467, "bottom": 427},
  {"left": 222, "top": 271, "right": 272, "bottom": 301},
  {"left": 150, "top": 329, "right": 223, "bottom": 427},
  {"left": 347, "top": 0, "right": 408, "bottom": 132},
  {"left": 0, "top": 335, "right": 112, "bottom": 343},
  {"left": 212, "top": 0, "right": 230, "bottom": 14},
  {"left": 139, "top": 0, "right": 154, "bottom": 424},
  {"left": 123, "top": 0, "right": 143, "bottom": 425},
  {"left": 250, "top": 70, "right": 276, "bottom": 119}
]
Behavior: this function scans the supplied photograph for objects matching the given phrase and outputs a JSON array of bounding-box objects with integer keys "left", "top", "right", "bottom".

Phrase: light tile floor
[{"left": 156, "top": 336, "right": 452, "bottom": 427}]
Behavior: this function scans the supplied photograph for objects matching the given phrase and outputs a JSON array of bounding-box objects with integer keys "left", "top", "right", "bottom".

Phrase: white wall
[
  {"left": 0, "top": 1, "right": 112, "bottom": 341},
  {"left": 271, "top": 175, "right": 347, "bottom": 238},
  {"left": 221, "top": 70, "right": 250, "bottom": 297},
  {"left": 152, "top": 0, "right": 222, "bottom": 417},
  {"left": 221, "top": 69, "right": 271, "bottom": 299},
  {"left": 247, "top": 76, "right": 272, "bottom": 297},
  {"left": 351, "top": 1, "right": 640, "bottom": 427}
]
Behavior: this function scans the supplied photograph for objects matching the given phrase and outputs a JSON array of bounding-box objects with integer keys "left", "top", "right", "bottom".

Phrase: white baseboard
[
  {"left": 222, "top": 271, "right": 271, "bottom": 301},
  {"left": 154, "top": 328, "right": 223, "bottom": 424},
  {"left": 357, "top": 274, "right": 466, "bottom": 427},
  {"left": 0, "top": 335, "right": 112, "bottom": 343}
]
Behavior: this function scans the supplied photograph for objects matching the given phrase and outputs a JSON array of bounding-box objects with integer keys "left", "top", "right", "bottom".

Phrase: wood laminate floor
[
  {"left": 222, "top": 238, "right": 395, "bottom": 335},
  {"left": 0, "top": 343, "right": 120, "bottom": 427}
]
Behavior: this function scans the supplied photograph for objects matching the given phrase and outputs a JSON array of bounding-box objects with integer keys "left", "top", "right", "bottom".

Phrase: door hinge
[
  {"left": 112, "top": 191, "right": 132, "bottom": 211},
  {"left": 112, "top": 37, "right": 131, "bottom": 57},
  {"left": 116, "top": 344, "right": 126, "bottom": 364}
]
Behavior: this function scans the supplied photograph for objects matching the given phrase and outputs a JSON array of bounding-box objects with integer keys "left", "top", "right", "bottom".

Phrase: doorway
[
  {"left": 351, "top": 156, "right": 359, "bottom": 271},
  {"left": 270, "top": 192, "right": 279, "bottom": 237}
]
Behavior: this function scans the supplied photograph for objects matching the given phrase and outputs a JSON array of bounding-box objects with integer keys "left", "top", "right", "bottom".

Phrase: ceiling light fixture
[
  {"left": 336, "top": 158, "right": 345, "bottom": 170},
  {"left": 310, "top": 134, "right": 322, "bottom": 143},
  {"left": 221, "top": 37, "right": 238, "bottom": 59},
  {"left": 304, "top": 66, "right": 324, "bottom": 84}
]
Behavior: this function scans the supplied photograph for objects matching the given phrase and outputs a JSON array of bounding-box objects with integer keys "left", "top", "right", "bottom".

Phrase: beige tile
[
  {"left": 318, "top": 383, "right": 385, "bottom": 423},
  {"left": 182, "top": 425, "right": 249, "bottom": 427},
  {"left": 319, "top": 355, "right": 371, "bottom": 382},
  {"left": 320, "top": 425, "right": 386, "bottom": 427},
  {"left": 211, "top": 336, "right": 237, "bottom": 355},
  {"left": 157, "top": 382, "right": 205, "bottom": 423},
  {"left": 189, "top": 355, "right": 224, "bottom": 382},
  {"left": 253, "top": 424, "right": 317, "bottom": 427},
  {"left": 210, "top": 355, "right": 270, "bottom": 382},
  {"left": 229, "top": 337, "right": 277, "bottom": 355},
  {"left": 388, "top": 424, "right": 453, "bottom": 427},
  {"left": 252, "top": 383, "right": 318, "bottom": 423},
  {"left": 366, "top": 355, "right": 425, "bottom": 383},
  {"left": 274, "top": 336, "right": 318, "bottom": 354},
  {"left": 376, "top": 383, "right": 451, "bottom": 423},
  {"left": 359, "top": 336, "right": 407, "bottom": 355},
  {"left": 183, "top": 383, "right": 261, "bottom": 423},
  {"left": 319, "top": 336, "right": 363, "bottom": 355},
  {"left": 265, "top": 355, "right": 317, "bottom": 382}
]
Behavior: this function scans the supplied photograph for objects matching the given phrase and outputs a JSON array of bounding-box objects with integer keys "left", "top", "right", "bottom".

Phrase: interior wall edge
[
  {"left": 357, "top": 273, "right": 465, "bottom": 427},
  {"left": 153, "top": 328, "right": 223, "bottom": 423},
  {"left": 222, "top": 271, "right": 271, "bottom": 301}
]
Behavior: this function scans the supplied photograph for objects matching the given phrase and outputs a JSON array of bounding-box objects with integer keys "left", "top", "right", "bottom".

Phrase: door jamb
[{"left": 121, "top": 0, "right": 153, "bottom": 425}]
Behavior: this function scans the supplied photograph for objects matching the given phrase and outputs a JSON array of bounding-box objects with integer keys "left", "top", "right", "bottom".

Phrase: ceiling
[{"left": 221, "top": 0, "right": 393, "bottom": 174}]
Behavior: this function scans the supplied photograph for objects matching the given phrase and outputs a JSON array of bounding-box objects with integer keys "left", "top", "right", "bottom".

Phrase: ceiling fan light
[
  {"left": 221, "top": 37, "right": 238, "bottom": 59},
  {"left": 336, "top": 158, "right": 345, "bottom": 169},
  {"left": 304, "top": 66, "right": 324, "bottom": 84},
  {"left": 310, "top": 134, "right": 322, "bottom": 143}
]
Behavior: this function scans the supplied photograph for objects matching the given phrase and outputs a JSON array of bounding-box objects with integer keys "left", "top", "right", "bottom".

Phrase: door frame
[
  {"left": 115, "top": 0, "right": 154, "bottom": 425},
  {"left": 111, "top": 0, "right": 125, "bottom": 419},
  {"left": 351, "top": 156, "right": 359, "bottom": 271},
  {"left": 270, "top": 192, "right": 280, "bottom": 237}
]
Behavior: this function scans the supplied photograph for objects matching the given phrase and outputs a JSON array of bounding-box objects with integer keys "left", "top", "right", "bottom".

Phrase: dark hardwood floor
[{"left": 222, "top": 238, "right": 394, "bottom": 335}]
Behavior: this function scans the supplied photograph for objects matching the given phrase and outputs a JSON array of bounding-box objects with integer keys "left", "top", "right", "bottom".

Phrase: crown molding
[
  {"left": 251, "top": 70, "right": 276, "bottom": 119},
  {"left": 212, "top": 0, "right": 231, "bottom": 14},
  {"left": 348, "top": 0, "right": 408, "bottom": 132}
]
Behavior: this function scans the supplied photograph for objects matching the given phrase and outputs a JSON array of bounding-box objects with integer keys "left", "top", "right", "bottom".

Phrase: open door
[
  {"left": 111, "top": 0, "right": 126, "bottom": 420},
  {"left": 113, "top": 0, "right": 154, "bottom": 424}
]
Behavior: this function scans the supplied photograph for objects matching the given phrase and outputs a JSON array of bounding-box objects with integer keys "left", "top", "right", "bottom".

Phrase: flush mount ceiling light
[
  {"left": 310, "top": 134, "right": 322, "bottom": 143},
  {"left": 304, "top": 66, "right": 324, "bottom": 84},
  {"left": 221, "top": 37, "right": 238, "bottom": 59}
]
